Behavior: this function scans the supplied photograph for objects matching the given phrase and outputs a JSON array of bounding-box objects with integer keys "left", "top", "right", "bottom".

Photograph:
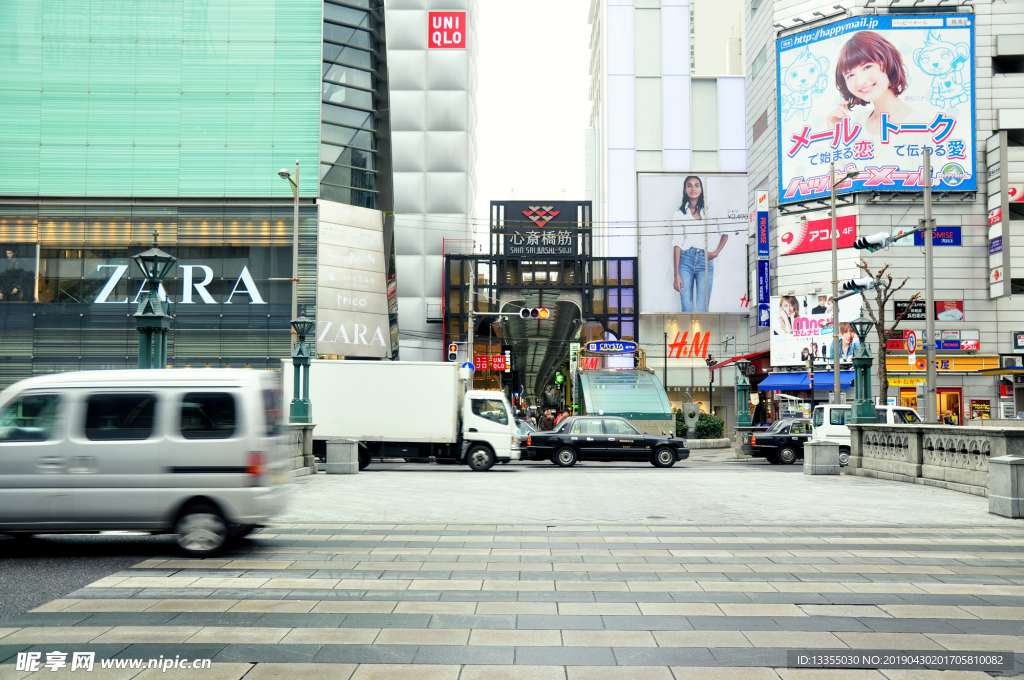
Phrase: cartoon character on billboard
[
  {"left": 913, "top": 31, "right": 970, "bottom": 109},
  {"left": 826, "top": 31, "right": 915, "bottom": 138},
  {"left": 781, "top": 47, "right": 830, "bottom": 121}
]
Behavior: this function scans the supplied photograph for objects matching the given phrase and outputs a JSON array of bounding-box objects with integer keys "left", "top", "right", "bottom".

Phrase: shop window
[
  {"left": 608, "top": 260, "right": 619, "bottom": 285},
  {"left": 620, "top": 260, "right": 634, "bottom": 285}
]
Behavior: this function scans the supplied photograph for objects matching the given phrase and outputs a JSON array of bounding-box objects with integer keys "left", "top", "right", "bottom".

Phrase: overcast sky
[{"left": 472, "top": 0, "right": 591, "bottom": 241}]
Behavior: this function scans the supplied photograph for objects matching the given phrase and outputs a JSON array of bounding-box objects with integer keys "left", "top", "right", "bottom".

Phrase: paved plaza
[{"left": 1, "top": 454, "right": 1023, "bottom": 678}]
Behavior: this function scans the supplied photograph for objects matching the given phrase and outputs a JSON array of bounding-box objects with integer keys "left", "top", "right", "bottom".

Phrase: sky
[{"left": 472, "top": 0, "right": 592, "bottom": 243}]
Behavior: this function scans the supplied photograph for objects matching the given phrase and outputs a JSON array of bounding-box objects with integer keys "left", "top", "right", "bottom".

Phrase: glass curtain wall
[{"left": 320, "top": 0, "right": 390, "bottom": 209}]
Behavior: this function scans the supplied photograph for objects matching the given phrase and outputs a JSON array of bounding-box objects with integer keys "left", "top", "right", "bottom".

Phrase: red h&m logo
[
  {"left": 428, "top": 12, "right": 466, "bottom": 49},
  {"left": 667, "top": 331, "right": 710, "bottom": 359}
]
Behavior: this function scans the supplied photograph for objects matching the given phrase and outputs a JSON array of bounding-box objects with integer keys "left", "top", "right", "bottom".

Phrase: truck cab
[{"left": 462, "top": 390, "right": 518, "bottom": 471}]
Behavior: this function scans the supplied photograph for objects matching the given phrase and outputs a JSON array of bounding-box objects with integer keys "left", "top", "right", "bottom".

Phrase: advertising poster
[
  {"left": 777, "top": 15, "right": 975, "bottom": 204},
  {"left": 779, "top": 214, "right": 856, "bottom": 256},
  {"left": 638, "top": 174, "right": 749, "bottom": 314},
  {"left": 0, "top": 244, "right": 37, "bottom": 302},
  {"left": 769, "top": 293, "right": 861, "bottom": 366}
]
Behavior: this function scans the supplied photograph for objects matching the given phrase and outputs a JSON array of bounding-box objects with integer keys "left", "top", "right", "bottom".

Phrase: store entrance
[
  {"left": 937, "top": 388, "right": 962, "bottom": 425},
  {"left": 899, "top": 387, "right": 918, "bottom": 410}
]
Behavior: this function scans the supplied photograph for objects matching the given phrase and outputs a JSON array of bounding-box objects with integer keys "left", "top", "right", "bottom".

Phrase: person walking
[
  {"left": 541, "top": 410, "right": 555, "bottom": 431},
  {"left": 528, "top": 409, "right": 538, "bottom": 428},
  {"left": 554, "top": 409, "right": 569, "bottom": 426}
]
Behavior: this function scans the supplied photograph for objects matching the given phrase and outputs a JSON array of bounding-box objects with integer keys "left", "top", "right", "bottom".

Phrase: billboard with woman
[
  {"left": 776, "top": 14, "right": 975, "bottom": 204},
  {"left": 638, "top": 173, "right": 749, "bottom": 314},
  {"left": 769, "top": 293, "right": 861, "bottom": 366}
]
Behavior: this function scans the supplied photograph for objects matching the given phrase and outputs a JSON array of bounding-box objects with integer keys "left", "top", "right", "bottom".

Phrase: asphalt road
[{"left": 0, "top": 533, "right": 170, "bottom": 624}]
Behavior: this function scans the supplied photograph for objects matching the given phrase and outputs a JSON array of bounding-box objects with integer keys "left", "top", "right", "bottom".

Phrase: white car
[
  {"left": 811, "top": 404, "right": 922, "bottom": 465},
  {"left": 0, "top": 369, "right": 290, "bottom": 554}
]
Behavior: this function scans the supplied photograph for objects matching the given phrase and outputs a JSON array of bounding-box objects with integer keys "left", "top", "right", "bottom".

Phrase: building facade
[
  {"left": 385, "top": 0, "right": 478, "bottom": 361},
  {"left": 746, "top": 0, "right": 1024, "bottom": 422},
  {"left": 585, "top": 0, "right": 749, "bottom": 429}
]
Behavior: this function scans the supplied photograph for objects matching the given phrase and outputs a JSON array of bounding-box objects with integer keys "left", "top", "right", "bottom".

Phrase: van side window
[
  {"left": 180, "top": 393, "right": 236, "bottom": 440},
  {"left": 85, "top": 394, "right": 156, "bottom": 441},
  {"left": 874, "top": 408, "right": 887, "bottom": 423},
  {"left": 812, "top": 409, "right": 824, "bottom": 427},
  {"left": 471, "top": 398, "right": 508, "bottom": 425},
  {"left": 0, "top": 395, "right": 61, "bottom": 442},
  {"left": 830, "top": 408, "right": 852, "bottom": 426},
  {"left": 262, "top": 389, "right": 282, "bottom": 436}
]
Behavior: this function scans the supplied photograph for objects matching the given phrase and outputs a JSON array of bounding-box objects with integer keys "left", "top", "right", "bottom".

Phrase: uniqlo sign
[
  {"left": 490, "top": 355, "right": 506, "bottom": 371},
  {"left": 428, "top": 12, "right": 466, "bottom": 49}
]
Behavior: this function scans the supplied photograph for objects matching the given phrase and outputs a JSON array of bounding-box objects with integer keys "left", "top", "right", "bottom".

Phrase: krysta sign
[
  {"left": 585, "top": 341, "right": 638, "bottom": 354},
  {"left": 428, "top": 12, "right": 466, "bottom": 49}
]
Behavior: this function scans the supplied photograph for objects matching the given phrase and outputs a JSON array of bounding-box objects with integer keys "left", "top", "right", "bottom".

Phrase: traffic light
[
  {"left": 705, "top": 352, "right": 717, "bottom": 368},
  {"left": 519, "top": 307, "right": 550, "bottom": 320},
  {"left": 447, "top": 343, "right": 459, "bottom": 362},
  {"left": 841, "top": 277, "right": 879, "bottom": 292},
  {"left": 854, "top": 232, "right": 893, "bottom": 252}
]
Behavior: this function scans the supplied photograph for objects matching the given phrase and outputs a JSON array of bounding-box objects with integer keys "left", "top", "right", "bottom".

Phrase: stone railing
[
  {"left": 284, "top": 422, "right": 317, "bottom": 477},
  {"left": 847, "top": 423, "right": 1024, "bottom": 497}
]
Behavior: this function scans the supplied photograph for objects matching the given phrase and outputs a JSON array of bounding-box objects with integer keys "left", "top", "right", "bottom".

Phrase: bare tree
[{"left": 856, "top": 258, "right": 922, "bottom": 404}]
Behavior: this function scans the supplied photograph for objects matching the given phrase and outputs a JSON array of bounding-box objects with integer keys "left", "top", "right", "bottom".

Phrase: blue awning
[{"left": 756, "top": 371, "right": 854, "bottom": 391}]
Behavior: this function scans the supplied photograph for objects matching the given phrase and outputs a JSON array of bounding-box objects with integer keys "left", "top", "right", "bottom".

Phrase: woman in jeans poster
[{"left": 670, "top": 176, "right": 728, "bottom": 312}]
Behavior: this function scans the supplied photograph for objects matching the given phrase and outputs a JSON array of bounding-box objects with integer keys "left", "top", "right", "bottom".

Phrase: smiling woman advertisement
[{"left": 776, "top": 15, "right": 975, "bottom": 204}]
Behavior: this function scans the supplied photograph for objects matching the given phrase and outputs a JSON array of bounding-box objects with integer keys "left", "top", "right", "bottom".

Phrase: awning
[
  {"left": 756, "top": 371, "right": 855, "bottom": 391},
  {"left": 710, "top": 350, "right": 770, "bottom": 370}
]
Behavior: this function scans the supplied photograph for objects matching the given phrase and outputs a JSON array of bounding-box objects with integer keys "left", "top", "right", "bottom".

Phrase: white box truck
[{"left": 282, "top": 359, "right": 517, "bottom": 471}]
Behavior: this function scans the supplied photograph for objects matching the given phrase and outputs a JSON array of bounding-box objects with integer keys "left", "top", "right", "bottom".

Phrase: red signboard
[
  {"left": 473, "top": 356, "right": 489, "bottom": 371},
  {"left": 989, "top": 207, "right": 1002, "bottom": 226},
  {"left": 490, "top": 355, "right": 506, "bottom": 371},
  {"left": 960, "top": 340, "right": 980, "bottom": 351},
  {"left": 885, "top": 340, "right": 905, "bottom": 351},
  {"left": 579, "top": 357, "right": 600, "bottom": 370},
  {"left": 428, "top": 12, "right": 466, "bottom": 49},
  {"left": 779, "top": 214, "right": 856, "bottom": 256}
]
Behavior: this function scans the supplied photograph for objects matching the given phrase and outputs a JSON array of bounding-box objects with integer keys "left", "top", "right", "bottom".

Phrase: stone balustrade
[
  {"left": 284, "top": 422, "right": 317, "bottom": 477},
  {"left": 847, "top": 423, "right": 1024, "bottom": 497}
]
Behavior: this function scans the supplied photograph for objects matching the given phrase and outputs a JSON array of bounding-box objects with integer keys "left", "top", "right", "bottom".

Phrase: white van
[
  {"left": 0, "top": 369, "right": 290, "bottom": 554},
  {"left": 811, "top": 404, "right": 923, "bottom": 465}
]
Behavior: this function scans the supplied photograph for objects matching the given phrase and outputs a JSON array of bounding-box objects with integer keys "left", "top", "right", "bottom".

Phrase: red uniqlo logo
[
  {"left": 428, "top": 12, "right": 466, "bottom": 49},
  {"left": 490, "top": 356, "right": 506, "bottom": 371},
  {"left": 473, "top": 356, "right": 489, "bottom": 371}
]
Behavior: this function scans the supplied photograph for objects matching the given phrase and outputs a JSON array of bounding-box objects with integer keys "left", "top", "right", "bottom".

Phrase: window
[
  {"left": 767, "top": 420, "right": 787, "bottom": 433},
  {"left": 262, "top": 389, "right": 282, "bottom": 436},
  {"left": 829, "top": 408, "right": 852, "bottom": 426},
  {"left": 791, "top": 422, "right": 809, "bottom": 434},
  {"left": 812, "top": 408, "right": 824, "bottom": 427},
  {"left": 603, "top": 419, "right": 640, "bottom": 435},
  {"left": 471, "top": 399, "right": 508, "bottom": 425},
  {"left": 0, "top": 395, "right": 61, "bottom": 442},
  {"left": 180, "top": 393, "right": 237, "bottom": 440},
  {"left": 895, "top": 409, "right": 922, "bottom": 424},
  {"left": 874, "top": 408, "right": 888, "bottom": 424},
  {"left": 571, "top": 418, "right": 604, "bottom": 435},
  {"left": 751, "top": 44, "right": 767, "bottom": 78},
  {"left": 85, "top": 394, "right": 156, "bottom": 441}
]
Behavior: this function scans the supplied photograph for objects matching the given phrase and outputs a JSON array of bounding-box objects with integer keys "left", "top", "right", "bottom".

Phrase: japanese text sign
[
  {"left": 913, "top": 227, "right": 961, "bottom": 246},
  {"left": 779, "top": 214, "right": 856, "bottom": 256},
  {"left": 777, "top": 15, "right": 976, "bottom": 204}
]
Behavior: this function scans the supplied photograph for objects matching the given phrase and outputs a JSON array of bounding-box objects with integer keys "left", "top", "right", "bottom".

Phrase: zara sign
[{"left": 93, "top": 264, "right": 265, "bottom": 304}]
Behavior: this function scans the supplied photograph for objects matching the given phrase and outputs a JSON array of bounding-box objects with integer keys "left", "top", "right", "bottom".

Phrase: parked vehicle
[
  {"left": 740, "top": 418, "right": 812, "bottom": 465},
  {"left": 283, "top": 360, "right": 518, "bottom": 472},
  {"left": 523, "top": 416, "right": 689, "bottom": 467},
  {"left": 0, "top": 369, "right": 290, "bottom": 555},
  {"left": 811, "top": 404, "right": 922, "bottom": 465}
]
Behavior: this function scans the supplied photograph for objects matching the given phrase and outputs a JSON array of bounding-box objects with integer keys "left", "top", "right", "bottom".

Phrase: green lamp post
[
  {"left": 734, "top": 358, "right": 753, "bottom": 428},
  {"left": 132, "top": 232, "right": 176, "bottom": 369},
  {"left": 290, "top": 310, "right": 315, "bottom": 423},
  {"left": 849, "top": 309, "right": 876, "bottom": 424}
]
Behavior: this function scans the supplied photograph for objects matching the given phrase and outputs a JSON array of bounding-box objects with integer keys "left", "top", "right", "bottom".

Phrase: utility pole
[
  {"left": 663, "top": 331, "right": 668, "bottom": 388},
  {"left": 468, "top": 261, "right": 475, "bottom": 369},
  {"left": 830, "top": 161, "right": 841, "bottom": 400},
  {"left": 922, "top": 147, "right": 936, "bottom": 422}
]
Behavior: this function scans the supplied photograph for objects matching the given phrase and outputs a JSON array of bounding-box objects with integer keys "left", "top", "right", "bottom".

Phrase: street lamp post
[
  {"left": 278, "top": 162, "right": 300, "bottom": 348},
  {"left": 735, "top": 358, "right": 752, "bottom": 428},
  {"left": 849, "top": 308, "right": 876, "bottom": 424},
  {"left": 290, "top": 310, "right": 315, "bottom": 423},
  {"left": 132, "top": 232, "right": 177, "bottom": 369},
  {"left": 830, "top": 162, "right": 860, "bottom": 401}
]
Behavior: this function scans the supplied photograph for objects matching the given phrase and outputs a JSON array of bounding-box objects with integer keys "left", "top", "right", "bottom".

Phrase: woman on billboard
[
  {"left": 670, "top": 176, "right": 728, "bottom": 312},
  {"left": 825, "top": 31, "right": 916, "bottom": 137}
]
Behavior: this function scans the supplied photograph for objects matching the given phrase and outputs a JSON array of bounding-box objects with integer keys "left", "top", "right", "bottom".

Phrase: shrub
[
  {"left": 695, "top": 412, "right": 724, "bottom": 439},
  {"left": 672, "top": 406, "right": 699, "bottom": 437}
]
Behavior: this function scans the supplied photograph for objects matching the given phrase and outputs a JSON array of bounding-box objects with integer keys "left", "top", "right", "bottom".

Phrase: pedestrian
[
  {"left": 943, "top": 410, "right": 955, "bottom": 426},
  {"left": 528, "top": 410, "right": 538, "bottom": 427},
  {"left": 541, "top": 410, "right": 555, "bottom": 431},
  {"left": 554, "top": 409, "right": 569, "bottom": 426}
]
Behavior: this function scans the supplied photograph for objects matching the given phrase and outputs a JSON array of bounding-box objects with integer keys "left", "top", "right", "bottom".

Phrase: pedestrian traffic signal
[
  {"left": 447, "top": 343, "right": 459, "bottom": 361},
  {"left": 519, "top": 308, "right": 550, "bottom": 320}
]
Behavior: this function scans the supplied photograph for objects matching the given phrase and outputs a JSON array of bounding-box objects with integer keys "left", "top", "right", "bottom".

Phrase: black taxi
[
  {"left": 523, "top": 415, "right": 689, "bottom": 468},
  {"left": 740, "top": 418, "right": 812, "bottom": 465}
]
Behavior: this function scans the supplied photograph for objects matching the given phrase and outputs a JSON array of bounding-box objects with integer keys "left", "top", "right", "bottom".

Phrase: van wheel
[
  {"left": 467, "top": 446, "right": 496, "bottom": 471},
  {"left": 175, "top": 503, "right": 228, "bottom": 556},
  {"left": 652, "top": 447, "right": 676, "bottom": 468},
  {"left": 358, "top": 450, "right": 371, "bottom": 470},
  {"left": 839, "top": 448, "right": 850, "bottom": 466},
  {"left": 779, "top": 447, "right": 798, "bottom": 465},
  {"left": 554, "top": 447, "right": 577, "bottom": 467},
  {"left": 230, "top": 524, "right": 257, "bottom": 540}
]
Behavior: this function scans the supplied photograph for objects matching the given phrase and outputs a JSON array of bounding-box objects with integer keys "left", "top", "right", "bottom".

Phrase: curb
[{"left": 684, "top": 438, "right": 732, "bottom": 449}]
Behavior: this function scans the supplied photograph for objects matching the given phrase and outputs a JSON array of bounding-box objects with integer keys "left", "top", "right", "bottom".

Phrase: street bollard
[
  {"left": 988, "top": 455, "right": 1024, "bottom": 518},
  {"left": 804, "top": 440, "right": 841, "bottom": 476},
  {"left": 326, "top": 439, "right": 359, "bottom": 474}
]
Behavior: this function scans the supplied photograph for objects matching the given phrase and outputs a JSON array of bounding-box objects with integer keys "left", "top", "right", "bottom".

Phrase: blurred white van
[
  {"left": 0, "top": 369, "right": 289, "bottom": 554},
  {"left": 811, "top": 404, "right": 923, "bottom": 465}
]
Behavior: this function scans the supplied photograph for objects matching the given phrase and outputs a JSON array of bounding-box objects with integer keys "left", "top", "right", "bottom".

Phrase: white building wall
[{"left": 386, "top": 0, "right": 478, "bottom": 361}]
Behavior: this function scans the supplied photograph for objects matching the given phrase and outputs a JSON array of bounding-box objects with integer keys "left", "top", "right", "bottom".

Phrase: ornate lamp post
[
  {"left": 290, "top": 310, "right": 315, "bottom": 423},
  {"left": 734, "top": 358, "right": 752, "bottom": 428},
  {"left": 132, "top": 232, "right": 176, "bottom": 369},
  {"left": 849, "top": 308, "right": 876, "bottom": 424}
]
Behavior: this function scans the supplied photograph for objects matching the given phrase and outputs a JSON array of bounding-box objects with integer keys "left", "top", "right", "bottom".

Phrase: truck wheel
[
  {"left": 778, "top": 447, "right": 798, "bottom": 465},
  {"left": 839, "top": 448, "right": 850, "bottom": 466},
  {"left": 554, "top": 447, "right": 577, "bottom": 467},
  {"left": 652, "top": 447, "right": 676, "bottom": 468},
  {"left": 358, "top": 450, "right": 371, "bottom": 470},
  {"left": 467, "top": 446, "right": 496, "bottom": 471}
]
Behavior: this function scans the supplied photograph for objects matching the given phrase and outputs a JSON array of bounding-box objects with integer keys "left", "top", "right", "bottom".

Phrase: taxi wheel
[
  {"left": 554, "top": 447, "right": 578, "bottom": 467},
  {"left": 765, "top": 453, "right": 780, "bottom": 464},
  {"left": 778, "top": 447, "right": 798, "bottom": 465},
  {"left": 652, "top": 447, "right": 676, "bottom": 468}
]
